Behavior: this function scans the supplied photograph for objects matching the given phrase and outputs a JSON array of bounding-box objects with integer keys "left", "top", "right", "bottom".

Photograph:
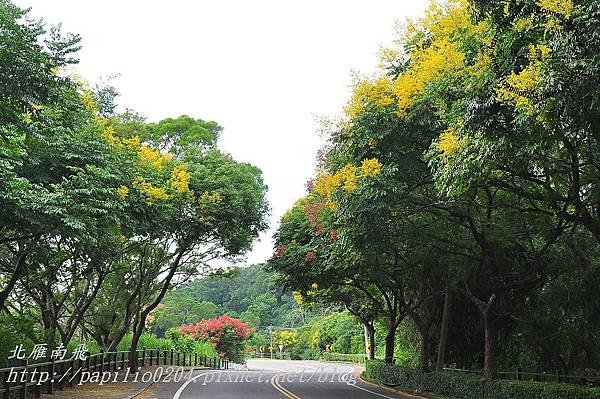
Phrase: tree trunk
[
  {"left": 384, "top": 328, "right": 396, "bottom": 364},
  {"left": 128, "top": 322, "right": 144, "bottom": 371},
  {"left": 483, "top": 309, "right": 498, "bottom": 382},
  {"left": 419, "top": 328, "right": 431, "bottom": 372},
  {"left": 0, "top": 245, "right": 27, "bottom": 310},
  {"left": 128, "top": 245, "right": 188, "bottom": 370},
  {"left": 364, "top": 323, "right": 375, "bottom": 360},
  {"left": 436, "top": 287, "right": 451, "bottom": 371}
]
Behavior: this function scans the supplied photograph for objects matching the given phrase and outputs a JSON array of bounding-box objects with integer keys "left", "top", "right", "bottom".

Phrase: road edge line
[{"left": 358, "top": 372, "right": 433, "bottom": 399}]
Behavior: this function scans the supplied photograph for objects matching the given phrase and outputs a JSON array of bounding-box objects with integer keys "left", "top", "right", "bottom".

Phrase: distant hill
[{"left": 149, "top": 264, "right": 299, "bottom": 335}]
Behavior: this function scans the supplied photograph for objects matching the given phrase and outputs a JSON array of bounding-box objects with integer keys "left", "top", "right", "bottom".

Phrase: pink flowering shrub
[{"left": 178, "top": 315, "right": 253, "bottom": 362}]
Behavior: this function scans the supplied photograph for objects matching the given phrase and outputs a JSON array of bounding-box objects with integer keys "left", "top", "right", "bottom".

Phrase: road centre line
[
  {"left": 172, "top": 364, "right": 395, "bottom": 399},
  {"left": 271, "top": 373, "right": 302, "bottom": 399}
]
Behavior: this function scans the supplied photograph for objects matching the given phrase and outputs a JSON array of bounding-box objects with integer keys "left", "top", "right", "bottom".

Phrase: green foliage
[
  {"left": 164, "top": 329, "right": 217, "bottom": 358},
  {"left": 149, "top": 293, "right": 217, "bottom": 336},
  {"left": 372, "top": 319, "right": 420, "bottom": 368},
  {"left": 270, "top": 0, "right": 600, "bottom": 381},
  {"left": 493, "top": 380, "right": 600, "bottom": 399},
  {"left": 175, "top": 264, "right": 295, "bottom": 327},
  {"left": 240, "top": 310, "right": 260, "bottom": 328},
  {"left": 364, "top": 361, "right": 600, "bottom": 399},
  {"left": 287, "top": 311, "right": 366, "bottom": 358},
  {"left": 321, "top": 352, "right": 366, "bottom": 364},
  {"left": 145, "top": 115, "right": 221, "bottom": 156},
  {"left": 66, "top": 339, "right": 102, "bottom": 356},
  {"left": 0, "top": 0, "right": 269, "bottom": 371},
  {"left": 117, "top": 332, "right": 173, "bottom": 352},
  {"left": 319, "top": 312, "right": 364, "bottom": 354},
  {"left": 0, "top": 313, "right": 42, "bottom": 367}
]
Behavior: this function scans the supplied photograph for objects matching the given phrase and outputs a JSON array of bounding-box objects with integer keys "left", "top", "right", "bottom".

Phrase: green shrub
[
  {"left": 364, "top": 360, "right": 600, "bottom": 399},
  {"left": 300, "top": 347, "right": 321, "bottom": 360},
  {"left": 321, "top": 352, "right": 366, "bottom": 364},
  {"left": 67, "top": 339, "right": 102, "bottom": 355},
  {"left": 364, "top": 360, "right": 421, "bottom": 391},
  {"left": 493, "top": 379, "right": 600, "bottom": 399},
  {"left": 117, "top": 332, "right": 172, "bottom": 352},
  {"left": 421, "top": 371, "right": 487, "bottom": 399}
]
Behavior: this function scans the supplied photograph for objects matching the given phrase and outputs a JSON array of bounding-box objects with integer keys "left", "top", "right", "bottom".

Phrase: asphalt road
[{"left": 138, "top": 359, "right": 413, "bottom": 399}]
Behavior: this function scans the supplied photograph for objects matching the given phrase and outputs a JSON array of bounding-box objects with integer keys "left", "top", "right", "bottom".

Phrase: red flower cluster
[
  {"left": 303, "top": 200, "right": 324, "bottom": 228},
  {"left": 305, "top": 179, "right": 314, "bottom": 193},
  {"left": 305, "top": 251, "right": 316, "bottom": 262},
  {"left": 179, "top": 315, "right": 252, "bottom": 347},
  {"left": 273, "top": 244, "right": 285, "bottom": 258},
  {"left": 328, "top": 229, "right": 339, "bottom": 242}
]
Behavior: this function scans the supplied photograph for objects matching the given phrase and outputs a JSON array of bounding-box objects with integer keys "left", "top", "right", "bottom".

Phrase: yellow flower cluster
[
  {"left": 139, "top": 145, "right": 172, "bottom": 170},
  {"left": 339, "top": 165, "right": 358, "bottom": 192},
  {"left": 314, "top": 166, "right": 355, "bottom": 198},
  {"left": 360, "top": 158, "right": 382, "bottom": 177},
  {"left": 437, "top": 127, "right": 460, "bottom": 157},
  {"left": 378, "top": 47, "right": 400, "bottom": 68},
  {"left": 117, "top": 185, "right": 129, "bottom": 198},
  {"left": 537, "top": 0, "right": 574, "bottom": 30},
  {"left": 199, "top": 191, "right": 223, "bottom": 204},
  {"left": 345, "top": 77, "right": 394, "bottom": 119},
  {"left": 311, "top": 330, "right": 320, "bottom": 347},
  {"left": 392, "top": 0, "right": 488, "bottom": 116},
  {"left": 537, "top": 0, "right": 574, "bottom": 19},
  {"left": 527, "top": 44, "right": 552, "bottom": 62},
  {"left": 122, "top": 136, "right": 141, "bottom": 150},
  {"left": 274, "top": 330, "right": 298, "bottom": 346},
  {"left": 293, "top": 292, "right": 303, "bottom": 305},
  {"left": 133, "top": 176, "right": 171, "bottom": 204},
  {"left": 21, "top": 103, "right": 44, "bottom": 125},
  {"left": 72, "top": 75, "right": 98, "bottom": 114},
  {"left": 496, "top": 44, "right": 551, "bottom": 114},
  {"left": 169, "top": 164, "right": 191, "bottom": 193},
  {"left": 100, "top": 125, "right": 145, "bottom": 154},
  {"left": 23, "top": 111, "right": 33, "bottom": 125},
  {"left": 503, "top": 1, "right": 510, "bottom": 15},
  {"left": 314, "top": 158, "right": 382, "bottom": 209},
  {"left": 514, "top": 17, "right": 533, "bottom": 32}
]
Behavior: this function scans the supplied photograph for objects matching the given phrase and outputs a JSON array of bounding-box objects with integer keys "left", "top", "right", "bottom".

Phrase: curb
[
  {"left": 128, "top": 380, "right": 156, "bottom": 399},
  {"left": 358, "top": 372, "right": 432, "bottom": 399}
]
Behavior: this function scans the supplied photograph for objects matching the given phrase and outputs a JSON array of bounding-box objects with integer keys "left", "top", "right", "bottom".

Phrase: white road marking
[
  {"left": 271, "top": 373, "right": 301, "bottom": 399},
  {"left": 340, "top": 368, "right": 398, "bottom": 399},
  {"left": 171, "top": 361, "right": 399, "bottom": 399},
  {"left": 172, "top": 370, "right": 224, "bottom": 399}
]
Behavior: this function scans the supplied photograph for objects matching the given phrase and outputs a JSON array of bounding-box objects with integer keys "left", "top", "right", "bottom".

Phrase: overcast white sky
[{"left": 15, "top": 0, "right": 427, "bottom": 265}]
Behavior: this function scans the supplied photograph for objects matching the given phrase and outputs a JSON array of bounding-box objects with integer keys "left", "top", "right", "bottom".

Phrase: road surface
[{"left": 137, "top": 359, "right": 413, "bottom": 399}]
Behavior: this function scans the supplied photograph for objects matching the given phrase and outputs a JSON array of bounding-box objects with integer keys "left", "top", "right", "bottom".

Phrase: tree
[
  {"left": 239, "top": 310, "right": 260, "bottom": 329},
  {"left": 179, "top": 315, "right": 252, "bottom": 362},
  {"left": 149, "top": 294, "right": 217, "bottom": 336}
]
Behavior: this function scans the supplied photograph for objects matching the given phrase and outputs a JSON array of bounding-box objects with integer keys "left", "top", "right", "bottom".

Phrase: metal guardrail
[{"left": 0, "top": 347, "right": 229, "bottom": 399}]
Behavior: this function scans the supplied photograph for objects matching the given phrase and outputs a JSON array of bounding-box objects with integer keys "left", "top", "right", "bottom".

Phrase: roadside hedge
[
  {"left": 364, "top": 360, "right": 600, "bottom": 399},
  {"left": 321, "top": 352, "right": 366, "bottom": 364}
]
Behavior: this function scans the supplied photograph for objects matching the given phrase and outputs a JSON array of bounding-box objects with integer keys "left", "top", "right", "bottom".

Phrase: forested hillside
[{"left": 150, "top": 264, "right": 297, "bottom": 333}]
